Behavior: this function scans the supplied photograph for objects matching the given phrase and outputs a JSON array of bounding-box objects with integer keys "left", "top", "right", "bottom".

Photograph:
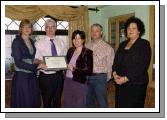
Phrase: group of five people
[{"left": 11, "top": 17, "right": 151, "bottom": 108}]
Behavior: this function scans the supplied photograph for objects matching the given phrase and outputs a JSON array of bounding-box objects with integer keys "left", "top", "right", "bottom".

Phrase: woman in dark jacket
[
  {"left": 64, "top": 30, "right": 93, "bottom": 108},
  {"left": 11, "top": 19, "right": 45, "bottom": 107},
  {"left": 112, "top": 17, "right": 151, "bottom": 108}
]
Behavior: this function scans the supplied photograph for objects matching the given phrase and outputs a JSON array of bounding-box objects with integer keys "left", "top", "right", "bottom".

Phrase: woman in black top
[{"left": 112, "top": 17, "right": 151, "bottom": 108}]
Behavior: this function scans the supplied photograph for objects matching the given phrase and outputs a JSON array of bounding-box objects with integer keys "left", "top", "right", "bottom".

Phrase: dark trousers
[
  {"left": 86, "top": 73, "right": 108, "bottom": 108},
  {"left": 115, "top": 84, "right": 148, "bottom": 108},
  {"left": 39, "top": 71, "right": 64, "bottom": 108}
]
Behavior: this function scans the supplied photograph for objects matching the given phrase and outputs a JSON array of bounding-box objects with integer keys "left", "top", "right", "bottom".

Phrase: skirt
[
  {"left": 115, "top": 83, "right": 148, "bottom": 108},
  {"left": 64, "top": 77, "right": 87, "bottom": 108},
  {"left": 11, "top": 71, "right": 41, "bottom": 108}
]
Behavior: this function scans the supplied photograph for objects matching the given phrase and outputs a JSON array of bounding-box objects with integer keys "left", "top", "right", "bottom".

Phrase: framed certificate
[{"left": 43, "top": 56, "right": 67, "bottom": 71}]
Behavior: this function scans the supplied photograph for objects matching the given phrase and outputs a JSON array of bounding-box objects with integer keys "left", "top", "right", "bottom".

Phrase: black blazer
[
  {"left": 112, "top": 38, "right": 151, "bottom": 85},
  {"left": 11, "top": 35, "right": 37, "bottom": 72},
  {"left": 66, "top": 47, "right": 93, "bottom": 84}
]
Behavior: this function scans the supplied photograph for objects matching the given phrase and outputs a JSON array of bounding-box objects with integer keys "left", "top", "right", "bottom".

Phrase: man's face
[
  {"left": 21, "top": 24, "right": 32, "bottom": 36},
  {"left": 45, "top": 21, "right": 56, "bottom": 37},
  {"left": 91, "top": 26, "right": 102, "bottom": 41}
]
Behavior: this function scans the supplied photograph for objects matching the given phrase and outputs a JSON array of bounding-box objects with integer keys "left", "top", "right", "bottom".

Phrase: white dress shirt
[{"left": 35, "top": 35, "right": 67, "bottom": 74}]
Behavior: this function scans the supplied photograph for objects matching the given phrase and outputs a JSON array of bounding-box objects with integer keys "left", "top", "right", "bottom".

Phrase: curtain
[{"left": 5, "top": 5, "right": 89, "bottom": 48}]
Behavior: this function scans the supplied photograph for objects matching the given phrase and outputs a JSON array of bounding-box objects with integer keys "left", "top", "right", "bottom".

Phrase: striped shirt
[{"left": 86, "top": 39, "right": 114, "bottom": 81}]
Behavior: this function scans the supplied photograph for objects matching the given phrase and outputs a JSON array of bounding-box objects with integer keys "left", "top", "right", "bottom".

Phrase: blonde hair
[{"left": 19, "top": 19, "right": 33, "bottom": 34}]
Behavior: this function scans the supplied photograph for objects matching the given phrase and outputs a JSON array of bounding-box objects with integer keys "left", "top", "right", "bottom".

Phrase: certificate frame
[{"left": 43, "top": 56, "right": 67, "bottom": 71}]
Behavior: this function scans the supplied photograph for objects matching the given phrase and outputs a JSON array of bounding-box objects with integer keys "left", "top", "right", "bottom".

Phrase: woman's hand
[
  {"left": 115, "top": 76, "right": 128, "bottom": 85},
  {"left": 113, "top": 71, "right": 121, "bottom": 80},
  {"left": 33, "top": 59, "right": 42, "bottom": 65},
  {"left": 37, "top": 63, "right": 48, "bottom": 70},
  {"left": 67, "top": 64, "right": 74, "bottom": 71}
]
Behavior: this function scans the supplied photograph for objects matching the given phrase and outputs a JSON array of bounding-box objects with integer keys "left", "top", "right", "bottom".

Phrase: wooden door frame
[
  {"left": 148, "top": 5, "right": 155, "bottom": 88},
  {"left": 108, "top": 13, "right": 135, "bottom": 50}
]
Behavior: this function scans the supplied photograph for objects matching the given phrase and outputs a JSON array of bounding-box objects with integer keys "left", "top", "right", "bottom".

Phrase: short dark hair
[
  {"left": 71, "top": 30, "right": 86, "bottom": 46},
  {"left": 124, "top": 17, "right": 145, "bottom": 37}
]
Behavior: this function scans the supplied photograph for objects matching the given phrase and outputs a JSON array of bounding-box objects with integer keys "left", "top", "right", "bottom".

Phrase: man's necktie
[{"left": 50, "top": 39, "right": 57, "bottom": 56}]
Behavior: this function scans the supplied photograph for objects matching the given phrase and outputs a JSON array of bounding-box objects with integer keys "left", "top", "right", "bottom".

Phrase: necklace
[{"left": 24, "top": 39, "right": 30, "bottom": 44}]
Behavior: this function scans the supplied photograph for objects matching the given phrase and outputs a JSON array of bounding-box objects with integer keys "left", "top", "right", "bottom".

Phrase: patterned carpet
[{"left": 5, "top": 80, "right": 154, "bottom": 108}]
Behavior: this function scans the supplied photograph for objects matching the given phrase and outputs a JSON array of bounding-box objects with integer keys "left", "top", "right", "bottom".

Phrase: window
[{"left": 5, "top": 17, "right": 69, "bottom": 31}]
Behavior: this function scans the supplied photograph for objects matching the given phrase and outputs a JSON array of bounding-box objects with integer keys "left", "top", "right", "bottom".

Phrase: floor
[{"left": 5, "top": 80, "right": 155, "bottom": 108}]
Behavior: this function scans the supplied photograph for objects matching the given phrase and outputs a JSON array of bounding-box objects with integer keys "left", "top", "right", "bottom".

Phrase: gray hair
[
  {"left": 45, "top": 19, "right": 57, "bottom": 28},
  {"left": 91, "top": 23, "right": 103, "bottom": 32}
]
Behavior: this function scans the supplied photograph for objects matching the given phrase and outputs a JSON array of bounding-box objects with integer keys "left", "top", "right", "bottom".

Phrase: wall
[
  {"left": 89, "top": 5, "right": 150, "bottom": 42},
  {"left": 89, "top": 11, "right": 101, "bottom": 27}
]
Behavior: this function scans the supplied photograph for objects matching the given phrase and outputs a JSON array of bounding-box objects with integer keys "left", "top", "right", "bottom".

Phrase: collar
[
  {"left": 46, "top": 36, "right": 55, "bottom": 41},
  {"left": 91, "top": 39, "right": 102, "bottom": 46}
]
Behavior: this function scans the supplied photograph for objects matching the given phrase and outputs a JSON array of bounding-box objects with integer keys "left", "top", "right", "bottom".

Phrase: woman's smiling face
[{"left": 127, "top": 23, "right": 140, "bottom": 40}]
